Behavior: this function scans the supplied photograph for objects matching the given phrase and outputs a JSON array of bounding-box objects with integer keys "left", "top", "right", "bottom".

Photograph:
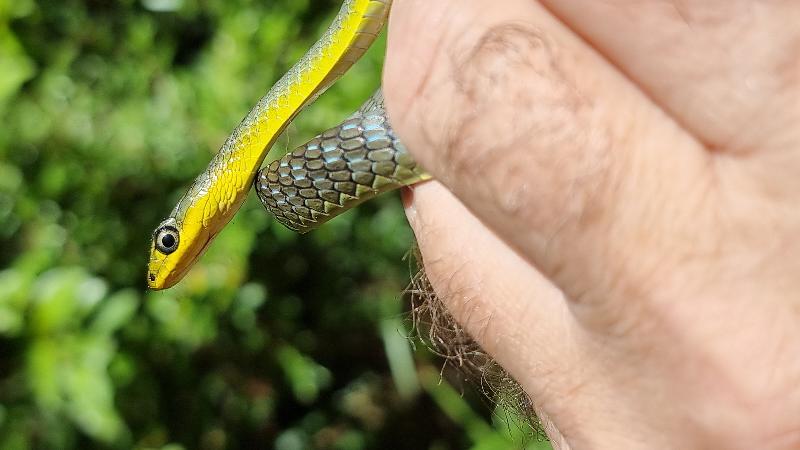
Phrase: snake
[{"left": 147, "top": 0, "right": 428, "bottom": 290}]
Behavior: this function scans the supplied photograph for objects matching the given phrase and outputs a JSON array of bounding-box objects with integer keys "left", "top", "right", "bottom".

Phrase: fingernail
[{"left": 401, "top": 186, "right": 417, "bottom": 221}]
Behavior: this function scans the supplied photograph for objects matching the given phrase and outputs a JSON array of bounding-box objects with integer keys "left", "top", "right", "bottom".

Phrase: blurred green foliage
[{"left": 0, "top": 0, "right": 550, "bottom": 448}]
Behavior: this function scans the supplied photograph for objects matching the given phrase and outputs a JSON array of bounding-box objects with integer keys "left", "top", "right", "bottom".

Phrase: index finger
[{"left": 384, "top": 0, "right": 713, "bottom": 314}]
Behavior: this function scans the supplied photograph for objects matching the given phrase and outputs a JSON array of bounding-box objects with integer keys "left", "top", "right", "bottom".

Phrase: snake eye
[{"left": 154, "top": 226, "right": 180, "bottom": 254}]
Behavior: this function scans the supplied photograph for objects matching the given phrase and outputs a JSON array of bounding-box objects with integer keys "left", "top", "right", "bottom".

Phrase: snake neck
[{"left": 184, "top": 0, "right": 392, "bottom": 226}]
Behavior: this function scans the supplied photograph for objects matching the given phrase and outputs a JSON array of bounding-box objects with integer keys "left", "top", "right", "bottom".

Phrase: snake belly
[{"left": 255, "top": 90, "right": 430, "bottom": 233}]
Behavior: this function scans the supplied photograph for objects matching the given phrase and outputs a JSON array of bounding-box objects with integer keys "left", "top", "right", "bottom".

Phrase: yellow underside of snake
[{"left": 147, "top": 0, "right": 427, "bottom": 290}]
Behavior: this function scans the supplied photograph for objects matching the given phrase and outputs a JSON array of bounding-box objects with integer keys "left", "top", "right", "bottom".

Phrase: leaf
[
  {"left": 0, "top": 24, "right": 35, "bottom": 107},
  {"left": 30, "top": 267, "right": 107, "bottom": 334},
  {"left": 276, "top": 345, "right": 332, "bottom": 404},
  {"left": 26, "top": 338, "right": 62, "bottom": 410},
  {"left": 0, "top": 268, "right": 29, "bottom": 336},
  {"left": 90, "top": 289, "right": 139, "bottom": 335},
  {"left": 63, "top": 335, "right": 126, "bottom": 443}
]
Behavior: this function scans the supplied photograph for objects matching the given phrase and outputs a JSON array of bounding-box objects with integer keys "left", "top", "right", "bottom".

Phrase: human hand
[{"left": 383, "top": 1, "right": 800, "bottom": 448}]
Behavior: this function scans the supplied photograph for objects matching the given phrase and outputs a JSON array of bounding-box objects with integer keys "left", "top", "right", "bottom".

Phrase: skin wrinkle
[
  {"left": 543, "top": 146, "right": 615, "bottom": 299},
  {"left": 447, "top": 24, "right": 574, "bottom": 165},
  {"left": 562, "top": 328, "right": 687, "bottom": 447},
  {"left": 670, "top": 0, "right": 751, "bottom": 29},
  {"left": 541, "top": 0, "right": 800, "bottom": 157},
  {"left": 406, "top": 183, "right": 577, "bottom": 427},
  {"left": 537, "top": 1, "right": 713, "bottom": 143},
  {"left": 441, "top": 23, "right": 614, "bottom": 247},
  {"left": 443, "top": 23, "right": 645, "bottom": 310},
  {"left": 408, "top": 207, "right": 666, "bottom": 446},
  {"left": 529, "top": 337, "right": 617, "bottom": 447},
  {"left": 407, "top": 232, "right": 540, "bottom": 433},
  {"left": 569, "top": 166, "right": 713, "bottom": 331},
  {"left": 389, "top": 13, "right": 449, "bottom": 125},
  {"left": 514, "top": 317, "right": 580, "bottom": 415},
  {"left": 580, "top": 117, "right": 716, "bottom": 315},
  {"left": 754, "top": 29, "right": 800, "bottom": 158},
  {"left": 600, "top": 263, "right": 800, "bottom": 444},
  {"left": 573, "top": 5, "right": 712, "bottom": 126},
  {"left": 713, "top": 162, "right": 788, "bottom": 255},
  {"left": 413, "top": 210, "right": 493, "bottom": 341},
  {"left": 777, "top": 33, "right": 800, "bottom": 90}
]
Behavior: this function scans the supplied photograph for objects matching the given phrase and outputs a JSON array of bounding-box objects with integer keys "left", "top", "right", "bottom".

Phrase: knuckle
[
  {"left": 383, "top": 1, "right": 457, "bottom": 131},
  {"left": 437, "top": 23, "right": 616, "bottom": 235}
]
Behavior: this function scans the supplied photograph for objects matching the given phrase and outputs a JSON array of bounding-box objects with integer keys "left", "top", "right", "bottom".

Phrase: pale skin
[{"left": 382, "top": 1, "right": 800, "bottom": 449}]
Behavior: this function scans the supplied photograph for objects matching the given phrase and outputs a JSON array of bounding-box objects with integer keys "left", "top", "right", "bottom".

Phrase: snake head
[
  {"left": 147, "top": 178, "right": 222, "bottom": 290},
  {"left": 147, "top": 141, "right": 254, "bottom": 289},
  {"left": 147, "top": 214, "right": 211, "bottom": 290},
  {"left": 148, "top": 147, "right": 253, "bottom": 289}
]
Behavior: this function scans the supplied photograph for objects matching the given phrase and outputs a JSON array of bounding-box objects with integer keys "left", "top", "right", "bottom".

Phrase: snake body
[
  {"left": 147, "top": 0, "right": 423, "bottom": 289},
  {"left": 256, "top": 91, "right": 428, "bottom": 233}
]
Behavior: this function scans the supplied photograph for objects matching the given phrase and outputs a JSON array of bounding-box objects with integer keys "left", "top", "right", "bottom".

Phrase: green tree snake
[{"left": 147, "top": 0, "right": 427, "bottom": 289}]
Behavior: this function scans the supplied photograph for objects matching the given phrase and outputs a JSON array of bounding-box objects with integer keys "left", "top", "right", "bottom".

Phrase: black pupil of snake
[{"left": 161, "top": 233, "right": 176, "bottom": 249}]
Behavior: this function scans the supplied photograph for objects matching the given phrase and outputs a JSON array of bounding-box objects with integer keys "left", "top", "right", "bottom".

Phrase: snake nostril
[{"left": 149, "top": 273, "right": 156, "bottom": 282}]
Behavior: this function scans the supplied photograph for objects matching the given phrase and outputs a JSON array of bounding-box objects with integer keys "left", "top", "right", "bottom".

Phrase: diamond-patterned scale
[{"left": 255, "top": 90, "right": 429, "bottom": 232}]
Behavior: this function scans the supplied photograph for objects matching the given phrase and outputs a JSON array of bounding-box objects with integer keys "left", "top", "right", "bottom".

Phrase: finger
[
  {"left": 403, "top": 181, "right": 582, "bottom": 435},
  {"left": 540, "top": 0, "right": 800, "bottom": 157},
  {"left": 385, "top": 0, "right": 717, "bottom": 317},
  {"left": 406, "top": 182, "right": 688, "bottom": 447}
]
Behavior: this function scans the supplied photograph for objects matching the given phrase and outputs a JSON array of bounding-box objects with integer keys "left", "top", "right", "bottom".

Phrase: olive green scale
[{"left": 255, "top": 90, "right": 430, "bottom": 233}]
